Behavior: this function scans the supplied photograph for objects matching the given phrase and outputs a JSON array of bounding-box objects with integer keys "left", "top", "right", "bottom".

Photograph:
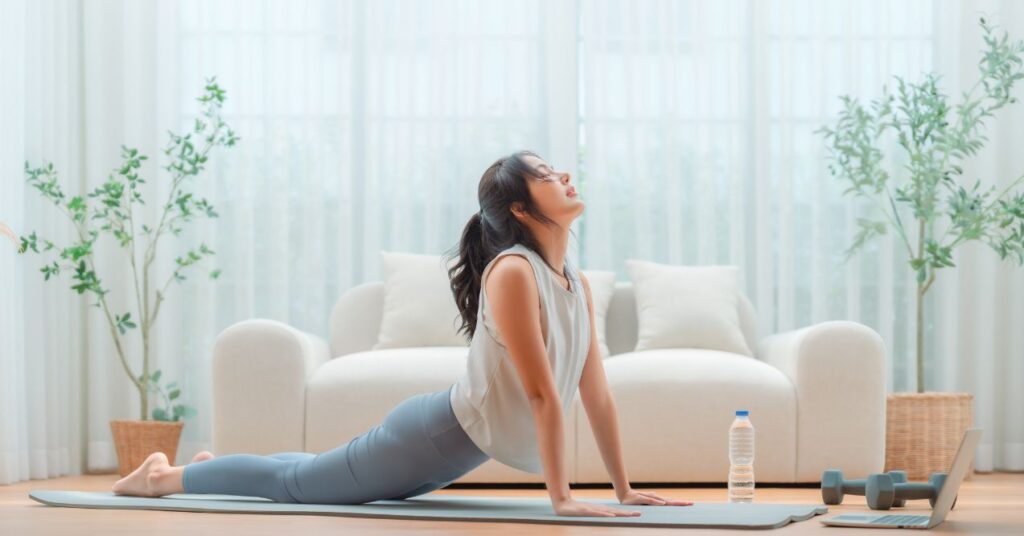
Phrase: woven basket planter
[
  {"left": 884, "top": 392, "right": 974, "bottom": 481},
  {"left": 109, "top": 420, "right": 185, "bottom": 477}
]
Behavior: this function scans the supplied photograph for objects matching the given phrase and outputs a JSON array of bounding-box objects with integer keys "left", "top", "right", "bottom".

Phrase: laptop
[{"left": 820, "top": 428, "right": 982, "bottom": 529}]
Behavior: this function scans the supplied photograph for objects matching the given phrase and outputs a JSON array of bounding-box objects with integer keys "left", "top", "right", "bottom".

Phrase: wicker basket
[
  {"left": 109, "top": 420, "right": 185, "bottom": 477},
  {"left": 884, "top": 392, "right": 974, "bottom": 481}
]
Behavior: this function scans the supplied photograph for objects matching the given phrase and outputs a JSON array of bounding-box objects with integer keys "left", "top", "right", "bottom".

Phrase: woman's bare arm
[
  {"left": 485, "top": 255, "right": 572, "bottom": 506},
  {"left": 486, "top": 256, "right": 642, "bottom": 517},
  {"left": 576, "top": 272, "right": 632, "bottom": 498}
]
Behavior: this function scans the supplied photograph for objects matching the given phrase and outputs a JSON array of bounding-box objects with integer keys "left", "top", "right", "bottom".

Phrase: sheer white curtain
[
  {"left": 579, "top": 0, "right": 1024, "bottom": 471},
  {"left": 1, "top": 0, "right": 87, "bottom": 485},
  {"left": 1, "top": 0, "right": 574, "bottom": 484},
  {"left": 159, "top": 0, "right": 575, "bottom": 472},
  {"left": 3, "top": 0, "right": 1022, "bottom": 487}
]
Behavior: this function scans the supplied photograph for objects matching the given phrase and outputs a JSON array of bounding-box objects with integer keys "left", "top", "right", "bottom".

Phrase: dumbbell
[
  {"left": 866, "top": 472, "right": 956, "bottom": 510},
  {"left": 821, "top": 469, "right": 908, "bottom": 505}
]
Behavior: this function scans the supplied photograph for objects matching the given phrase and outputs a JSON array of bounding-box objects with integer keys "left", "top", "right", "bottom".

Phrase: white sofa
[{"left": 211, "top": 281, "right": 887, "bottom": 484}]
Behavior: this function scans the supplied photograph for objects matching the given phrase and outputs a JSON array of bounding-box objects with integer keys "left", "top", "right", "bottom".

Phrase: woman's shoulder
[
  {"left": 481, "top": 244, "right": 544, "bottom": 297},
  {"left": 487, "top": 249, "right": 535, "bottom": 284},
  {"left": 500, "top": 242, "right": 532, "bottom": 256},
  {"left": 485, "top": 246, "right": 538, "bottom": 292},
  {"left": 486, "top": 243, "right": 534, "bottom": 270},
  {"left": 482, "top": 259, "right": 540, "bottom": 332}
]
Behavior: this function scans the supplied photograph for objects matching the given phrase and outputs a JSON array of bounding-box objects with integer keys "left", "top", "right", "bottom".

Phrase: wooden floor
[{"left": 2, "top": 472, "right": 1023, "bottom": 535}]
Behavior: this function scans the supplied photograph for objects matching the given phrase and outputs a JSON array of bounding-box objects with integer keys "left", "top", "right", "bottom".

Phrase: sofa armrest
[
  {"left": 212, "top": 318, "right": 331, "bottom": 455},
  {"left": 757, "top": 320, "right": 887, "bottom": 481}
]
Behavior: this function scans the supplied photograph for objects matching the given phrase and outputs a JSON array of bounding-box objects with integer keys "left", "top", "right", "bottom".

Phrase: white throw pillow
[
  {"left": 374, "top": 251, "right": 469, "bottom": 349},
  {"left": 625, "top": 260, "right": 752, "bottom": 356},
  {"left": 579, "top": 270, "right": 617, "bottom": 359}
]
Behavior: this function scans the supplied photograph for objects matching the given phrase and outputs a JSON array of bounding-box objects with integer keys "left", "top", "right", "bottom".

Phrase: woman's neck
[{"left": 530, "top": 227, "right": 569, "bottom": 277}]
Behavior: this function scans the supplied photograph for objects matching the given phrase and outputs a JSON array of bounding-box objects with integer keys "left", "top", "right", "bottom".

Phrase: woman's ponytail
[{"left": 447, "top": 212, "right": 488, "bottom": 340}]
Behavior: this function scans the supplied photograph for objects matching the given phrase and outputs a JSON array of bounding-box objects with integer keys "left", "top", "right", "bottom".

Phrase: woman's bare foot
[
  {"left": 191, "top": 450, "right": 214, "bottom": 463},
  {"left": 111, "top": 452, "right": 180, "bottom": 497}
]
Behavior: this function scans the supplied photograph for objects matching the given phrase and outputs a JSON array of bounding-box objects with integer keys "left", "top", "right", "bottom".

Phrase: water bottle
[{"left": 728, "top": 409, "right": 755, "bottom": 503}]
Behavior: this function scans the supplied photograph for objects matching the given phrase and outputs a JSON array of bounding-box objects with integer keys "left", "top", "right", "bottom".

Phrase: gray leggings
[{"left": 181, "top": 385, "right": 490, "bottom": 504}]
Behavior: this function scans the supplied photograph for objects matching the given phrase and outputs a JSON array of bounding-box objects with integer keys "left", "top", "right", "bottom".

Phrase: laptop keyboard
[{"left": 875, "top": 514, "right": 930, "bottom": 526}]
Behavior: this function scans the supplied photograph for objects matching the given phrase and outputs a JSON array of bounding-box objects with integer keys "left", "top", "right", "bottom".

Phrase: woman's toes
[
  {"left": 111, "top": 452, "right": 169, "bottom": 496},
  {"left": 191, "top": 450, "right": 214, "bottom": 463},
  {"left": 111, "top": 477, "right": 128, "bottom": 495}
]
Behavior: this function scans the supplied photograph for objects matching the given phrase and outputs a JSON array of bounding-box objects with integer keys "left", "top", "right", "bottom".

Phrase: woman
[{"left": 112, "top": 150, "right": 692, "bottom": 517}]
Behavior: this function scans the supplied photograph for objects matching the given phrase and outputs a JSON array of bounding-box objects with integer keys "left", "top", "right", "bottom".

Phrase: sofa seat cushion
[
  {"left": 305, "top": 347, "right": 470, "bottom": 451},
  {"left": 575, "top": 349, "right": 798, "bottom": 482}
]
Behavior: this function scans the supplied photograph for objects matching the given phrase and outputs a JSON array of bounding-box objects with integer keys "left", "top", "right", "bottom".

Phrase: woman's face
[{"left": 517, "top": 154, "right": 584, "bottom": 226}]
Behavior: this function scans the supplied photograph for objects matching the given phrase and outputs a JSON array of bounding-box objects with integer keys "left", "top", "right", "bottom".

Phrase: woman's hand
[
  {"left": 552, "top": 498, "right": 642, "bottom": 517},
  {"left": 617, "top": 488, "right": 694, "bottom": 507}
]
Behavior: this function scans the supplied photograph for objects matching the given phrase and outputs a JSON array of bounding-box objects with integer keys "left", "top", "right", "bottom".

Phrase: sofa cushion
[
  {"left": 305, "top": 347, "right": 471, "bottom": 451},
  {"left": 580, "top": 270, "right": 616, "bottom": 359},
  {"left": 575, "top": 349, "right": 797, "bottom": 482},
  {"left": 625, "top": 260, "right": 752, "bottom": 356},
  {"left": 374, "top": 251, "right": 468, "bottom": 349}
]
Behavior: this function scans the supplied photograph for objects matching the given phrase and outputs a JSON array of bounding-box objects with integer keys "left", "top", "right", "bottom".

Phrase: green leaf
[
  {"left": 843, "top": 218, "right": 888, "bottom": 262},
  {"left": 169, "top": 389, "right": 180, "bottom": 400},
  {"left": 115, "top": 312, "right": 137, "bottom": 335},
  {"left": 152, "top": 408, "right": 169, "bottom": 421},
  {"left": 19, "top": 231, "right": 39, "bottom": 254},
  {"left": 40, "top": 261, "right": 60, "bottom": 281},
  {"left": 152, "top": 369, "right": 162, "bottom": 383}
]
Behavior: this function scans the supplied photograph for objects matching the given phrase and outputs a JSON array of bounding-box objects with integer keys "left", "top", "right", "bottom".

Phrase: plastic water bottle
[{"left": 728, "top": 410, "right": 755, "bottom": 503}]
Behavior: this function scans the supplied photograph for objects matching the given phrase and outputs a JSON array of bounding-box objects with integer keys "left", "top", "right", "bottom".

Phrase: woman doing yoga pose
[{"left": 111, "top": 150, "right": 693, "bottom": 517}]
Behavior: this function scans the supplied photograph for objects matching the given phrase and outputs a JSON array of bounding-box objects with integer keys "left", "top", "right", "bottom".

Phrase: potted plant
[
  {"left": 818, "top": 18, "right": 1024, "bottom": 479},
  {"left": 15, "top": 78, "right": 239, "bottom": 476}
]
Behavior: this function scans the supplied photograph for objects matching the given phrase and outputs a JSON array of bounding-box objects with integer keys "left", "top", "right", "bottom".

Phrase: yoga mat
[{"left": 29, "top": 490, "right": 828, "bottom": 529}]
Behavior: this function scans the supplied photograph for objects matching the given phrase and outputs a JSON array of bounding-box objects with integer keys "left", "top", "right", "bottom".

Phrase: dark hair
[{"left": 444, "top": 150, "right": 575, "bottom": 341}]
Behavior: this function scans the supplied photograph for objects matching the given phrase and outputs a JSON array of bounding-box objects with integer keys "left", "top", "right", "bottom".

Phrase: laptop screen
[{"left": 929, "top": 428, "right": 982, "bottom": 525}]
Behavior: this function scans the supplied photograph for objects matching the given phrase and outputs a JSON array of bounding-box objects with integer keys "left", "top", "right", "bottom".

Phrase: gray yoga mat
[{"left": 30, "top": 490, "right": 828, "bottom": 529}]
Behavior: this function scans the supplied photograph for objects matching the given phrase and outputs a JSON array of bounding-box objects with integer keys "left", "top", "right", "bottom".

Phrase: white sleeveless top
[{"left": 449, "top": 243, "right": 591, "bottom": 474}]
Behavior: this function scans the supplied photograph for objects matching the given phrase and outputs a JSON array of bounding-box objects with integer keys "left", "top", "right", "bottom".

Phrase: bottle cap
[{"left": 735, "top": 410, "right": 749, "bottom": 417}]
